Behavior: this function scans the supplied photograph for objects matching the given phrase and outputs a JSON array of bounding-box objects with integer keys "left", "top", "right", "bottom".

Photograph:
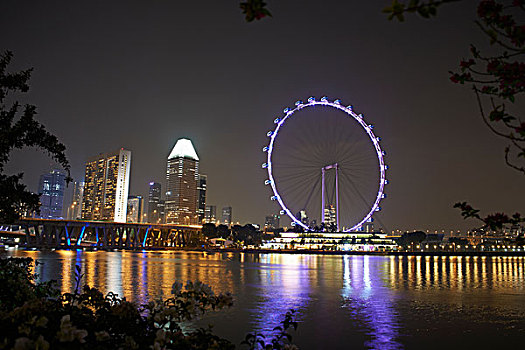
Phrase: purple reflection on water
[
  {"left": 251, "top": 254, "right": 311, "bottom": 337},
  {"left": 342, "top": 256, "right": 401, "bottom": 350}
]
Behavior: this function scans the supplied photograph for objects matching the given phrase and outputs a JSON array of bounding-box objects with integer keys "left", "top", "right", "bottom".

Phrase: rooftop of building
[{"left": 168, "top": 138, "right": 199, "bottom": 161}]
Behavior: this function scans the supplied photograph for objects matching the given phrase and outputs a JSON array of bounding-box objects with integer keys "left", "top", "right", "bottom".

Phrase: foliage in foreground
[{"left": 0, "top": 257, "right": 299, "bottom": 350}]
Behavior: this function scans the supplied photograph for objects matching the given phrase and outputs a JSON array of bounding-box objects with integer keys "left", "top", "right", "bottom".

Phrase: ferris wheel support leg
[
  {"left": 336, "top": 163, "right": 339, "bottom": 231},
  {"left": 321, "top": 167, "right": 325, "bottom": 224}
]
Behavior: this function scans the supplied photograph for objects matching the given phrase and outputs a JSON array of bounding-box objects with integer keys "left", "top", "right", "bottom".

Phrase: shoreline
[{"left": 3, "top": 245, "right": 525, "bottom": 257}]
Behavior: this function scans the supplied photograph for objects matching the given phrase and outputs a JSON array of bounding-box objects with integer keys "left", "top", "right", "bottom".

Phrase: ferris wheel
[{"left": 262, "top": 96, "right": 387, "bottom": 232}]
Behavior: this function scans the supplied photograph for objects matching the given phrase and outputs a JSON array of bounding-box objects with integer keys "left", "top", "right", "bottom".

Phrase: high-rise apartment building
[
  {"left": 38, "top": 170, "right": 66, "bottom": 219},
  {"left": 147, "top": 182, "right": 161, "bottom": 223},
  {"left": 197, "top": 175, "right": 207, "bottom": 224},
  {"left": 165, "top": 138, "right": 200, "bottom": 225},
  {"left": 81, "top": 148, "right": 131, "bottom": 223},
  {"left": 205, "top": 205, "right": 216, "bottom": 224},
  {"left": 222, "top": 206, "right": 232, "bottom": 227},
  {"left": 66, "top": 181, "right": 84, "bottom": 220},
  {"left": 127, "top": 195, "right": 144, "bottom": 223}
]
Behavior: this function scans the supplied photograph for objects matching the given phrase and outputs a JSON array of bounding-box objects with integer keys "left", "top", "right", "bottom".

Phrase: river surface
[{"left": 4, "top": 249, "right": 525, "bottom": 349}]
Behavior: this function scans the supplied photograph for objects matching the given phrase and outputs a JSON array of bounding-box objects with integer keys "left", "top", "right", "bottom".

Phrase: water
[{"left": 4, "top": 249, "right": 525, "bottom": 349}]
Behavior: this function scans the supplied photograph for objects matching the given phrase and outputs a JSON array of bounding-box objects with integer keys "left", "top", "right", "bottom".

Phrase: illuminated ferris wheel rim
[{"left": 263, "top": 96, "right": 387, "bottom": 232}]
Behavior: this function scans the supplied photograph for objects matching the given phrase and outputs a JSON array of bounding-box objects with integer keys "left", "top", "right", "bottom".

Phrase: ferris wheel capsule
[
  {"left": 262, "top": 146, "right": 269, "bottom": 152},
  {"left": 320, "top": 96, "right": 328, "bottom": 102},
  {"left": 334, "top": 99, "right": 341, "bottom": 105},
  {"left": 295, "top": 100, "right": 303, "bottom": 106},
  {"left": 308, "top": 97, "right": 315, "bottom": 102}
]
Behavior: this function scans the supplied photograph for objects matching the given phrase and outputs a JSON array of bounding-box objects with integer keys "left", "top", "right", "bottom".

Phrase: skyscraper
[
  {"left": 157, "top": 199, "right": 166, "bottom": 224},
  {"left": 222, "top": 206, "right": 232, "bottom": 227},
  {"left": 127, "top": 195, "right": 144, "bottom": 223},
  {"left": 205, "top": 205, "right": 216, "bottom": 224},
  {"left": 66, "top": 181, "right": 84, "bottom": 220},
  {"left": 37, "top": 170, "right": 66, "bottom": 219},
  {"left": 324, "top": 205, "right": 336, "bottom": 226},
  {"left": 165, "top": 138, "right": 199, "bottom": 225},
  {"left": 147, "top": 182, "right": 161, "bottom": 223},
  {"left": 81, "top": 148, "right": 131, "bottom": 222},
  {"left": 197, "top": 174, "right": 207, "bottom": 224},
  {"left": 264, "top": 214, "right": 280, "bottom": 230}
]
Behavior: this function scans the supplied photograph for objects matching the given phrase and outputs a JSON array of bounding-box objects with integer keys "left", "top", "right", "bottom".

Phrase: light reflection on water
[
  {"left": 342, "top": 256, "right": 402, "bottom": 350},
  {"left": 5, "top": 249, "right": 525, "bottom": 349}
]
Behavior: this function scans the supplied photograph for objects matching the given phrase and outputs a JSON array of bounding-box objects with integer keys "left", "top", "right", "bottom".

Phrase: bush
[{"left": 0, "top": 258, "right": 299, "bottom": 350}]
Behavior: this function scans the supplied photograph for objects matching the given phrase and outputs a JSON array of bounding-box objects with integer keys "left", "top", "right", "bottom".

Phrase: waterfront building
[
  {"left": 205, "top": 205, "right": 216, "bottom": 223},
  {"left": 66, "top": 181, "right": 84, "bottom": 220},
  {"left": 81, "top": 148, "right": 131, "bottom": 223},
  {"left": 165, "top": 138, "right": 199, "bottom": 225},
  {"left": 37, "top": 170, "right": 66, "bottom": 219},
  {"left": 197, "top": 175, "right": 207, "bottom": 224},
  {"left": 147, "top": 182, "right": 161, "bottom": 223},
  {"left": 127, "top": 195, "right": 144, "bottom": 223},
  {"left": 222, "top": 206, "right": 232, "bottom": 226},
  {"left": 261, "top": 231, "right": 397, "bottom": 251}
]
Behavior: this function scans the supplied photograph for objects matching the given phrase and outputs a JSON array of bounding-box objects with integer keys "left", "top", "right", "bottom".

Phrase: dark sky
[{"left": 1, "top": 1, "right": 523, "bottom": 232}]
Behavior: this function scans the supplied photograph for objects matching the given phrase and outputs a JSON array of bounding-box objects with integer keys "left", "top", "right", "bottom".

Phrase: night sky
[{"left": 1, "top": 1, "right": 523, "bottom": 232}]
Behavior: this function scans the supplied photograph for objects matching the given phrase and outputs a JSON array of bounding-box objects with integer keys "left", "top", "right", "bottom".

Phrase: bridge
[{"left": 3, "top": 218, "right": 202, "bottom": 249}]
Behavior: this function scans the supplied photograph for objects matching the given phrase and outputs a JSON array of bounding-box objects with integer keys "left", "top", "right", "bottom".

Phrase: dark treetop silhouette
[{"left": 0, "top": 51, "right": 70, "bottom": 223}]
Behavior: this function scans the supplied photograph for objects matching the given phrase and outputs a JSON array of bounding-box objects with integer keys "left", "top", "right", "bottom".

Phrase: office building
[
  {"left": 66, "top": 181, "right": 84, "bottom": 220},
  {"left": 324, "top": 205, "right": 336, "bottom": 226},
  {"left": 165, "top": 138, "right": 200, "bottom": 225},
  {"left": 197, "top": 175, "right": 207, "bottom": 224},
  {"left": 222, "top": 206, "right": 232, "bottom": 226},
  {"left": 205, "top": 205, "right": 216, "bottom": 224},
  {"left": 127, "top": 195, "right": 144, "bottom": 223},
  {"left": 81, "top": 148, "right": 131, "bottom": 222},
  {"left": 264, "top": 214, "right": 280, "bottom": 230},
  {"left": 147, "top": 182, "right": 161, "bottom": 223},
  {"left": 37, "top": 170, "right": 66, "bottom": 219},
  {"left": 158, "top": 199, "right": 166, "bottom": 224}
]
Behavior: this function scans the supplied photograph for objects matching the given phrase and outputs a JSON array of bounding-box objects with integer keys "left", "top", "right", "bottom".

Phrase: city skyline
[{"left": 1, "top": 1, "right": 524, "bottom": 231}]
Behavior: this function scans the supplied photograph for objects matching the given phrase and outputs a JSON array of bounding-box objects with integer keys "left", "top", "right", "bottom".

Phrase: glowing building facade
[
  {"left": 205, "top": 205, "right": 216, "bottom": 224},
  {"left": 37, "top": 170, "right": 66, "bottom": 219},
  {"left": 66, "top": 181, "right": 84, "bottom": 220},
  {"left": 81, "top": 149, "right": 131, "bottom": 222},
  {"left": 127, "top": 195, "right": 144, "bottom": 223},
  {"left": 147, "top": 182, "right": 161, "bottom": 223},
  {"left": 197, "top": 175, "right": 207, "bottom": 224},
  {"left": 165, "top": 138, "right": 199, "bottom": 225}
]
